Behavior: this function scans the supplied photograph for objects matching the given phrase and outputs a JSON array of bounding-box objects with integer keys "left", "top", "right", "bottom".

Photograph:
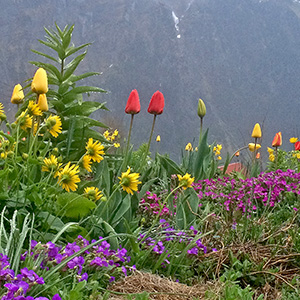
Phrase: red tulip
[
  {"left": 125, "top": 89, "right": 140, "bottom": 114},
  {"left": 295, "top": 141, "right": 300, "bottom": 151},
  {"left": 272, "top": 132, "right": 282, "bottom": 147},
  {"left": 147, "top": 91, "right": 165, "bottom": 115}
]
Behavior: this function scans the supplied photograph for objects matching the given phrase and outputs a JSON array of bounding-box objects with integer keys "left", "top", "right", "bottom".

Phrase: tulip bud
[
  {"left": 248, "top": 143, "right": 261, "bottom": 152},
  {"left": 11, "top": 84, "right": 24, "bottom": 104},
  {"left": 272, "top": 132, "right": 282, "bottom": 147},
  {"left": 125, "top": 89, "right": 140, "bottom": 114},
  {"left": 31, "top": 68, "right": 48, "bottom": 94},
  {"left": 147, "top": 91, "right": 164, "bottom": 115},
  {"left": 251, "top": 123, "right": 262, "bottom": 139},
  {"left": 37, "top": 94, "right": 48, "bottom": 111},
  {"left": 156, "top": 135, "right": 161, "bottom": 142},
  {"left": 295, "top": 141, "right": 300, "bottom": 151},
  {"left": 197, "top": 98, "right": 206, "bottom": 118}
]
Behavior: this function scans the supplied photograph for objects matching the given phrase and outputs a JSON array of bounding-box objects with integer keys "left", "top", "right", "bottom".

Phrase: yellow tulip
[
  {"left": 37, "top": 94, "right": 48, "bottom": 111},
  {"left": 248, "top": 143, "right": 261, "bottom": 152},
  {"left": 31, "top": 68, "right": 48, "bottom": 94},
  {"left": 11, "top": 84, "right": 24, "bottom": 104},
  {"left": 156, "top": 135, "right": 161, "bottom": 142},
  {"left": 251, "top": 123, "right": 262, "bottom": 139}
]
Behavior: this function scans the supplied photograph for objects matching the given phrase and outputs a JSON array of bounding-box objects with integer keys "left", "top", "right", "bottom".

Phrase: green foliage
[{"left": 30, "top": 23, "right": 108, "bottom": 161}]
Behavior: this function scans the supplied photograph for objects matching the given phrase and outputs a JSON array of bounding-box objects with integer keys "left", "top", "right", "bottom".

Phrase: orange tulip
[{"left": 272, "top": 132, "right": 282, "bottom": 147}]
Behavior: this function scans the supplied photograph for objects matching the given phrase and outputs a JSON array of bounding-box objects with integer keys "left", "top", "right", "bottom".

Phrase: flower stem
[
  {"left": 123, "top": 114, "right": 134, "bottom": 171},
  {"left": 139, "top": 114, "right": 156, "bottom": 171}
]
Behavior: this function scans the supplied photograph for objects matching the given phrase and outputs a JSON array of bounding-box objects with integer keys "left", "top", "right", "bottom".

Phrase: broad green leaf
[
  {"left": 110, "top": 194, "right": 131, "bottom": 226},
  {"left": 63, "top": 116, "right": 108, "bottom": 129},
  {"left": 57, "top": 193, "right": 96, "bottom": 219},
  {"left": 157, "top": 153, "right": 183, "bottom": 176},
  {"left": 193, "top": 129, "right": 210, "bottom": 181}
]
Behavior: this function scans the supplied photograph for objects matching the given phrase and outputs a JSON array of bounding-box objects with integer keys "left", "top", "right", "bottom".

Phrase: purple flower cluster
[
  {"left": 193, "top": 169, "right": 300, "bottom": 216},
  {"left": 1, "top": 236, "right": 133, "bottom": 299},
  {"left": 0, "top": 253, "right": 59, "bottom": 300},
  {"left": 138, "top": 220, "right": 215, "bottom": 268},
  {"left": 140, "top": 191, "right": 173, "bottom": 217}
]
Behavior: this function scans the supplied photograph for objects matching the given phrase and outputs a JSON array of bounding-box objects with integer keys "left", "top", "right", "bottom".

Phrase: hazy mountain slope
[{"left": 1, "top": 0, "right": 300, "bottom": 160}]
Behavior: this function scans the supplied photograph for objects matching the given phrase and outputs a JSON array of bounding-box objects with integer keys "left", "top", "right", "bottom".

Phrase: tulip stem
[
  {"left": 199, "top": 117, "right": 203, "bottom": 145},
  {"left": 123, "top": 114, "right": 134, "bottom": 171},
  {"left": 140, "top": 114, "right": 156, "bottom": 171}
]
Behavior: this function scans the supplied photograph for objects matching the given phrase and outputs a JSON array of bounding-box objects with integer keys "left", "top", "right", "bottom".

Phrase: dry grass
[{"left": 108, "top": 271, "right": 222, "bottom": 300}]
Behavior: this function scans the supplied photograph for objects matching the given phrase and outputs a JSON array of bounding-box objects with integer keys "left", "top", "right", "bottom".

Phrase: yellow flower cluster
[
  {"left": 267, "top": 147, "right": 275, "bottom": 162},
  {"left": 104, "top": 129, "right": 120, "bottom": 148},
  {"left": 177, "top": 173, "right": 194, "bottom": 190},
  {"left": 213, "top": 144, "right": 222, "bottom": 160},
  {"left": 185, "top": 142, "right": 193, "bottom": 151}
]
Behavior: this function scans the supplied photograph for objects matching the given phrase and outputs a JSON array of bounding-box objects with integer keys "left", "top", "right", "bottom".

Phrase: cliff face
[{"left": 1, "top": 0, "right": 300, "bottom": 159}]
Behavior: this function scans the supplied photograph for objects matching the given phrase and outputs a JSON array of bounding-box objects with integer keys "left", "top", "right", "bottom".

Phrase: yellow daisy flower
[
  {"left": 45, "top": 115, "right": 62, "bottom": 138},
  {"left": 0, "top": 103, "right": 4, "bottom": 114},
  {"left": 27, "top": 100, "right": 43, "bottom": 116},
  {"left": 290, "top": 137, "right": 298, "bottom": 144},
  {"left": 297, "top": 153, "right": 300, "bottom": 160},
  {"left": 84, "top": 187, "right": 103, "bottom": 201},
  {"left": 57, "top": 162, "right": 80, "bottom": 192},
  {"left": 119, "top": 167, "right": 141, "bottom": 195},
  {"left": 15, "top": 111, "right": 32, "bottom": 131},
  {"left": 85, "top": 138, "right": 105, "bottom": 163},
  {"left": 177, "top": 173, "right": 194, "bottom": 190},
  {"left": 42, "top": 155, "right": 60, "bottom": 174},
  {"left": 81, "top": 155, "right": 92, "bottom": 172}
]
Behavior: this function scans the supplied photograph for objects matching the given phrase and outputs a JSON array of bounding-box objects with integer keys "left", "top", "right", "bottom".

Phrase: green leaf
[
  {"left": 110, "top": 194, "right": 131, "bottom": 226},
  {"left": 61, "top": 86, "right": 106, "bottom": 105},
  {"left": 65, "top": 117, "right": 76, "bottom": 158},
  {"left": 63, "top": 52, "right": 86, "bottom": 81},
  {"left": 57, "top": 193, "right": 96, "bottom": 219},
  {"left": 30, "top": 61, "right": 62, "bottom": 82},
  {"left": 63, "top": 101, "right": 107, "bottom": 116},
  {"left": 38, "top": 39, "right": 60, "bottom": 53},
  {"left": 65, "top": 43, "right": 91, "bottom": 58},
  {"left": 62, "top": 24, "right": 74, "bottom": 49},
  {"left": 63, "top": 116, "right": 108, "bottom": 129},
  {"left": 157, "top": 153, "right": 183, "bottom": 176},
  {"left": 69, "top": 72, "right": 100, "bottom": 83},
  {"left": 193, "top": 129, "right": 210, "bottom": 181},
  {"left": 31, "top": 49, "right": 59, "bottom": 63}
]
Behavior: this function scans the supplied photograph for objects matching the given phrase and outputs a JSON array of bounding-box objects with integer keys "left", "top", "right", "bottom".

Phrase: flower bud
[
  {"left": 0, "top": 113, "right": 7, "bottom": 121},
  {"left": 272, "top": 132, "right": 282, "bottom": 147},
  {"left": 125, "top": 89, "right": 140, "bottom": 114},
  {"left": 37, "top": 94, "right": 48, "bottom": 111},
  {"left": 295, "top": 141, "right": 300, "bottom": 151},
  {"left": 147, "top": 91, "right": 164, "bottom": 115},
  {"left": 22, "top": 153, "right": 29, "bottom": 160},
  {"left": 31, "top": 68, "right": 48, "bottom": 94},
  {"left": 156, "top": 135, "right": 161, "bottom": 142},
  {"left": 251, "top": 123, "right": 262, "bottom": 139},
  {"left": 11, "top": 84, "right": 24, "bottom": 104},
  {"left": 197, "top": 98, "right": 206, "bottom": 118},
  {"left": 248, "top": 143, "right": 261, "bottom": 152}
]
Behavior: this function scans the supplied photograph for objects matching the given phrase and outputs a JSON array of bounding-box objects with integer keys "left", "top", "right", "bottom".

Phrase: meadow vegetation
[{"left": 1, "top": 24, "right": 300, "bottom": 300}]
